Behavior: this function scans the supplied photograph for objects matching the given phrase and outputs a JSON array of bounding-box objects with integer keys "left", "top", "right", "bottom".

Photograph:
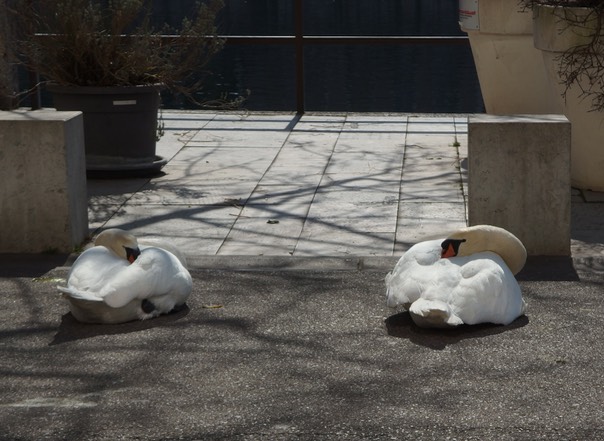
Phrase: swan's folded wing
[
  {"left": 100, "top": 247, "right": 189, "bottom": 308},
  {"left": 62, "top": 246, "right": 130, "bottom": 301},
  {"left": 386, "top": 240, "right": 445, "bottom": 308},
  {"left": 98, "top": 265, "right": 154, "bottom": 308},
  {"left": 454, "top": 252, "right": 522, "bottom": 325}
]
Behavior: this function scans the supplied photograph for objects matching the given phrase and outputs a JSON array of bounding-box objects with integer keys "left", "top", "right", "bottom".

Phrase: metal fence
[
  {"left": 223, "top": 0, "right": 469, "bottom": 114},
  {"left": 29, "top": 0, "right": 470, "bottom": 113}
]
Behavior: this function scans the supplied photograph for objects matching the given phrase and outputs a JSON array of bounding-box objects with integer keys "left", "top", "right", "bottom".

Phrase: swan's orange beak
[
  {"left": 125, "top": 246, "right": 141, "bottom": 264},
  {"left": 440, "top": 238, "right": 466, "bottom": 258},
  {"left": 441, "top": 243, "right": 457, "bottom": 258}
]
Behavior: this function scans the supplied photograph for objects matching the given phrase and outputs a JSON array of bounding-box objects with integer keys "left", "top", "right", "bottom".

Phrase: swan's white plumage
[
  {"left": 58, "top": 230, "right": 192, "bottom": 324},
  {"left": 386, "top": 227, "right": 526, "bottom": 328},
  {"left": 139, "top": 238, "right": 188, "bottom": 268}
]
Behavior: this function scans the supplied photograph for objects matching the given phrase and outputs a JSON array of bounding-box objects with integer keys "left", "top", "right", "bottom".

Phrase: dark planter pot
[{"left": 48, "top": 84, "right": 167, "bottom": 177}]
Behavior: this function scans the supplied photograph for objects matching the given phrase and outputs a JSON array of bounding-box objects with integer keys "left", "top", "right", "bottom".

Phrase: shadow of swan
[
  {"left": 49, "top": 304, "right": 190, "bottom": 346},
  {"left": 384, "top": 311, "right": 529, "bottom": 350}
]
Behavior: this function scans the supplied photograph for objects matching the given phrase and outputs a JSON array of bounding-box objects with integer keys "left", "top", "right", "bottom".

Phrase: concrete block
[
  {"left": 0, "top": 109, "right": 88, "bottom": 253},
  {"left": 468, "top": 115, "right": 571, "bottom": 255}
]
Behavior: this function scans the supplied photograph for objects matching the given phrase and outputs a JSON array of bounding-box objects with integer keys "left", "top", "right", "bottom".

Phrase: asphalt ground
[{"left": 1, "top": 255, "right": 603, "bottom": 441}]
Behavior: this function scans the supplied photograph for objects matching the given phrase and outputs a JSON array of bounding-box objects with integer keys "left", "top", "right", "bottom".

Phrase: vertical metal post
[
  {"left": 294, "top": 0, "right": 304, "bottom": 114},
  {"left": 29, "top": 71, "right": 41, "bottom": 110}
]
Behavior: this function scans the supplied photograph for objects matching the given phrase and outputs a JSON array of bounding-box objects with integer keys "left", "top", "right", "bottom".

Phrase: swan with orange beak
[
  {"left": 385, "top": 225, "right": 527, "bottom": 328},
  {"left": 58, "top": 229, "right": 192, "bottom": 324}
]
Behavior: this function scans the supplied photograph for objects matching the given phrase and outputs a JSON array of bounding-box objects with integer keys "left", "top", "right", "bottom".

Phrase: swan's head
[
  {"left": 440, "top": 225, "right": 527, "bottom": 275},
  {"left": 94, "top": 229, "right": 141, "bottom": 263}
]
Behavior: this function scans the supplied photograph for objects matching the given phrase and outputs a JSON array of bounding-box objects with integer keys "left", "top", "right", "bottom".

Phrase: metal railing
[
  {"left": 222, "top": 0, "right": 469, "bottom": 113},
  {"left": 28, "top": 0, "right": 469, "bottom": 113}
]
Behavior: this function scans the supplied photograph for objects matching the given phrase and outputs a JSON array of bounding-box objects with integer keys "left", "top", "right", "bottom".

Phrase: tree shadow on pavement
[{"left": 49, "top": 305, "right": 190, "bottom": 346}]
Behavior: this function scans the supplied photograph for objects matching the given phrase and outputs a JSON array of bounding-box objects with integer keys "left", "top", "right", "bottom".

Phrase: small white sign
[
  {"left": 459, "top": 0, "right": 479, "bottom": 31},
  {"left": 113, "top": 100, "right": 137, "bottom": 106}
]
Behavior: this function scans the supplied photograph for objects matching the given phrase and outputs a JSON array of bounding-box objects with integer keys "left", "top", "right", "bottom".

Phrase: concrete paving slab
[
  {"left": 160, "top": 110, "right": 216, "bottom": 125},
  {"left": 201, "top": 113, "right": 296, "bottom": 127},
  {"left": 126, "top": 181, "right": 258, "bottom": 206},
  {"left": 253, "top": 170, "right": 325, "bottom": 187},
  {"left": 403, "top": 141, "right": 460, "bottom": 159},
  {"left": 402, "top": 157, "right": 462, "bottom": 176},
  {"left": 91, "top": 205, "right": 239, "bottom": 256},
  {"left": 302, "top": 213, "right": 397, "bottom": 235},
  {"left": 404, "top": 134, "right": 461, "bottom": 153},
  {"left": 324, "top": 150, "right": 404, "bottom": 175},
  {"left": 317, "top": 174, "right": 403, "bottom": 193},
  {"left": 280, "top": 136, "right": 338, "bottom": 158},
  {"left": 294, "top": 229, "right": 394, "bottom": 256},
  {"left": 87, "top": 178, "right": 149, "bottom": 205},
  {"left": 244, "top": 186, "right": 318, "bottom": 213},
  {"left": 334, "top": 132, "right": 406, "bottom": 152},
  {"left": 311, "top": 182, "right": 400, "bottom": 212},
  {"left": 155, "top": 124, "right": 200, "bottom": 162},
  {"left": 188, "top": 129, "right": 291, "bottom": 147},
  {"left": 341, "top": 125, "right": 407, "bottom": 135},
  {"left": 157, "top": 165, "right": 268, "bottom": 182},
  {"left": 307, "top": 198, "right": 399, "bottom": 222},
  {"left": 294, "top": 115, "right": 346, "bottom": 131},
  {"left": 143, "top": 110, "right": 467, "bottom": 255},
  {"left": 399, "top": 181, "right": 464, "bottom": 203},
  {"left": 88, "top": 204, "right": 123, "bottom": 232},
  {"left": 168, "top": 145, "right": 279, "bottom": 167},
  {"left": 407, "top": 116, "right": 458, "bottom": 134},
  {"left": 395, "top": 202, "right": 468, "bottom": 252},
  {"left": 304, "top": 203, "right": 398, "bottom": 226},
  {"left": 342, "top": 117, "right": 407, "bottom": 133},
  {"left": 270, "top": 142, "right": 334, "bottom": 166},
  {"left": 217, "top": 217, "right": 304, "bottom": 256}
]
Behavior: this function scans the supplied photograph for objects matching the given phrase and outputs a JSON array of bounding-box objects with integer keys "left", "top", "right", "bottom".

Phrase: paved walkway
[
  {"left": 88, "top": 112, "right": 468, "bottom": 260},
  {"left": 88, "top": 110, "right": 604, "bottom": 264}
]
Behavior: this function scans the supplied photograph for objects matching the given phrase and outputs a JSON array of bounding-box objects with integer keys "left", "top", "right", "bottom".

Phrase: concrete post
[
  {"left": 0, "top": 110, "right": 88, "bottom": 253},
  {"left": 468, "top": 114, "right": 571, "bottom": 255}
]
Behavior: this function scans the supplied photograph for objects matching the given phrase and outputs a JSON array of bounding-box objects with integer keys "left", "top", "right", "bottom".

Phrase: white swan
[
  {"left": 58, "top": 229, "right": 192, "bottom": 324},
  {"left": 385, "top": 225, "right": 527, "bottom": 328}
]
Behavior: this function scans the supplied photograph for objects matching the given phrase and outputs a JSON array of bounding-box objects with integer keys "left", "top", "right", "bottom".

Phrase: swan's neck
[
  {"left": 445, "top": 226, "right": 527, "bottom": 274},
  {"left": 94, "top": 229, "right": 140, "bottom": 262}
]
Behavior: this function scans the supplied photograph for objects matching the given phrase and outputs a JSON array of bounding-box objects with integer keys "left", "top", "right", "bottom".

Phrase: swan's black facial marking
[
  {"left": 141, "top": 299, "right": 156, "bottom": 314},
  {"left": 441, "top": 238, "right": 466, "bottom": 258},
  {"left": 125, "top": 246, "right": 141, "bottom": 263}
]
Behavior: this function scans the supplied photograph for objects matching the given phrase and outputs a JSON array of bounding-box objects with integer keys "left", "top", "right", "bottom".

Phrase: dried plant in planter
[
  {"left": 520, "top": 0, "right": 604, "bottom": 112},
  {"left": 0, "top": 0, "right": 20, "bottom": 109},
  {"left": 13, "top": 0, "right": 227, "bottom": 106}
]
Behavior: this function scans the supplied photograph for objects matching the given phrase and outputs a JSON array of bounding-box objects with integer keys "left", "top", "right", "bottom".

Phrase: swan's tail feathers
[
  {"left": 385, "top": 274, "right": 413, "bottom": 309},
  {"left": 385, "top": 285, "right": 397, "bottom": 308},
  {"left": 57, "top": 285, "right": 103, "bottom": 302},
  {"left": 385, "top": 286, "right": 412, "bottom": 309},
  {"left": 409, "top": 299, "right": 463, "bottom": 328}
]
